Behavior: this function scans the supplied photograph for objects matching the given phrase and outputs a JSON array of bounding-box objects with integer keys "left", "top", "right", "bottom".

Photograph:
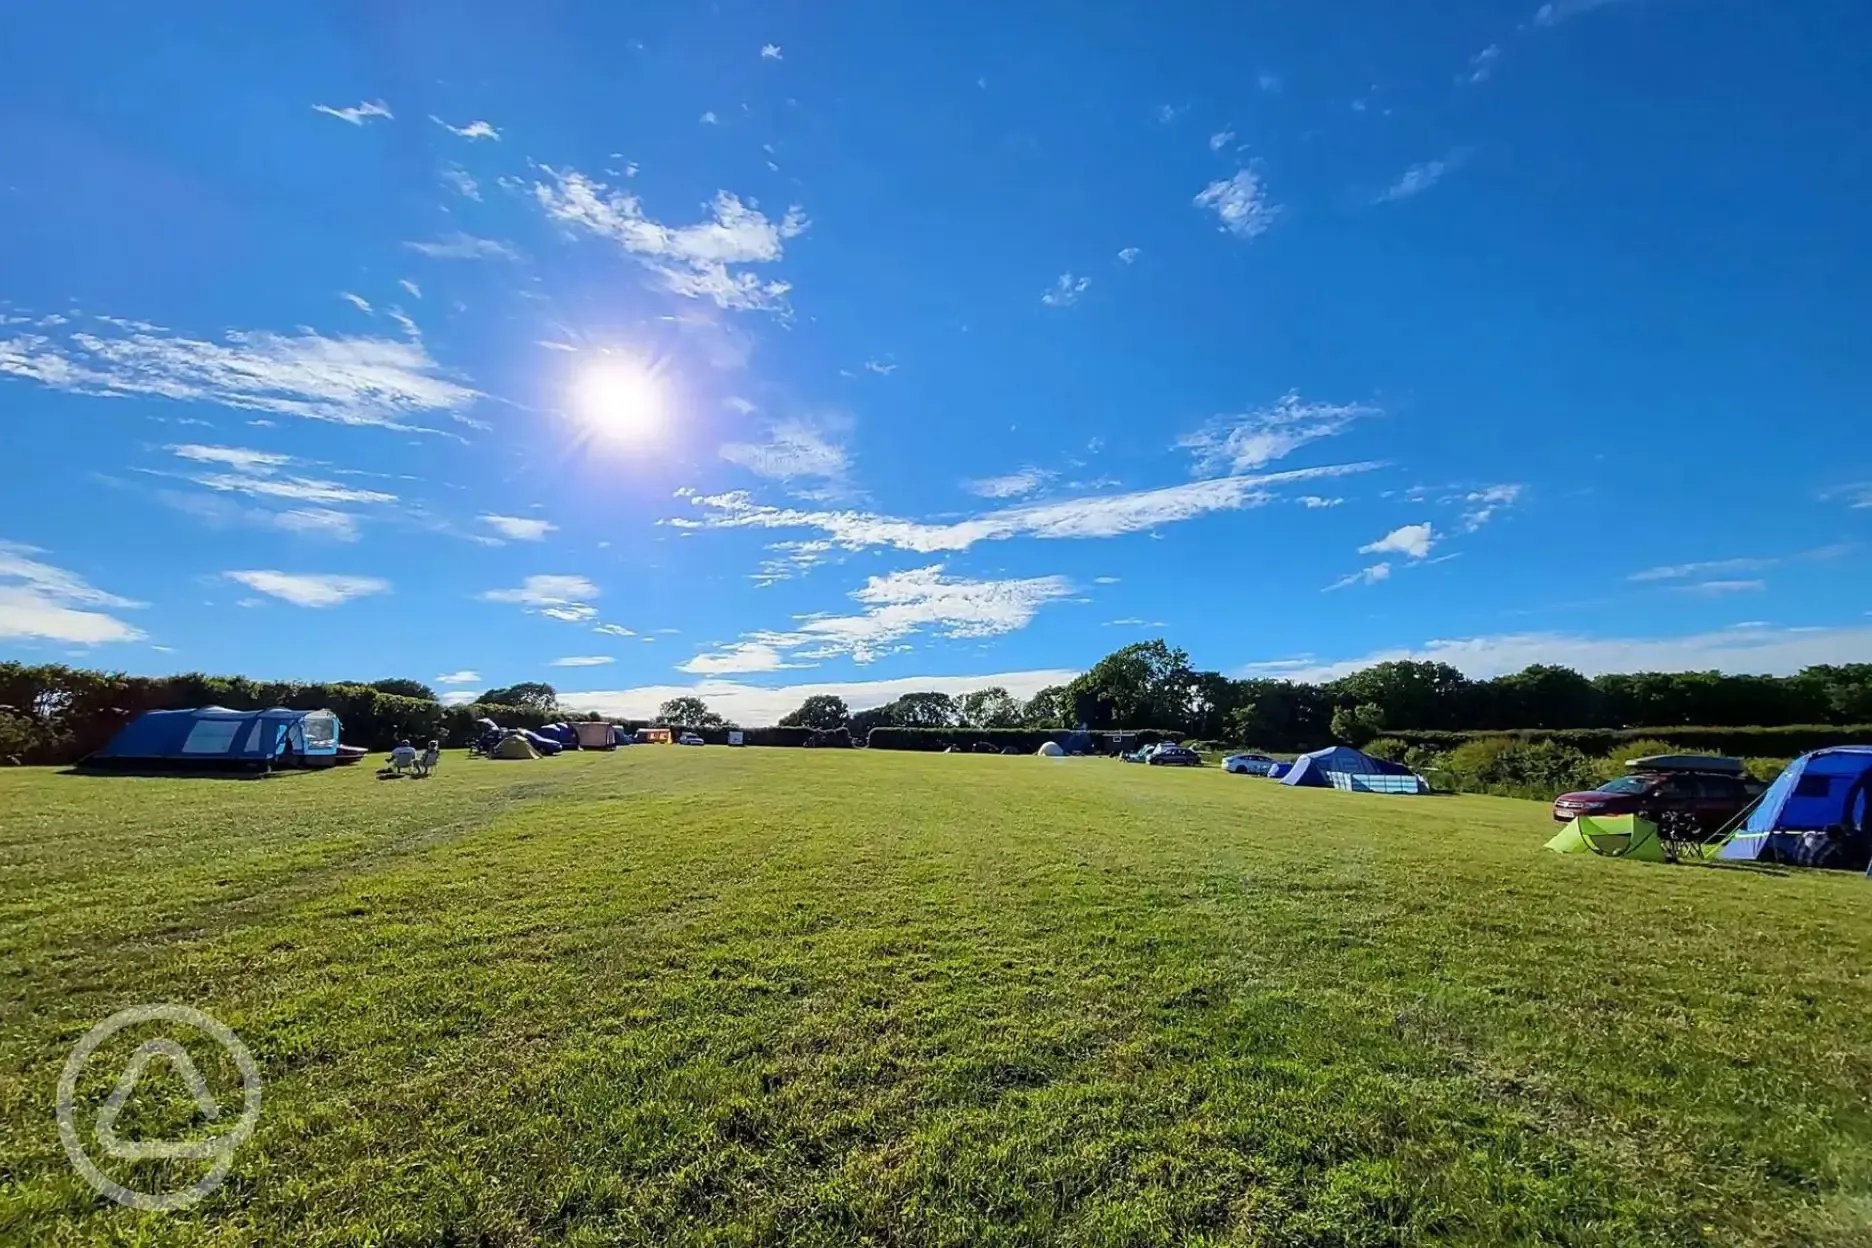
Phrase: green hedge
[
  {"left": 1384, "top": 724, "right": 1872, "bottom": 758},
  {"left": 864, "top": 727, "right": 1180, "bottom": 753}
]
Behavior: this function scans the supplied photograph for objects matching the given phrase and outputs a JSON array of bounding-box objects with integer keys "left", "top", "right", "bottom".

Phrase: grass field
[{"left": 3, "top": 749, "right": 1871, "bottom": 1246}]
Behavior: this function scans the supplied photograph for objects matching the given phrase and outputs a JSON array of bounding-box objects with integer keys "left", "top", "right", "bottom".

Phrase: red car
[{"left": 1552, "top": 760, "right": 1762, "bottom": 832}]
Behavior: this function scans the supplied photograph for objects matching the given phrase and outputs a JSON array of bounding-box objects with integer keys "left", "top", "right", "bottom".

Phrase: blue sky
[{"left": 2, "top": 0, "right": 1869, "bottom": 724}]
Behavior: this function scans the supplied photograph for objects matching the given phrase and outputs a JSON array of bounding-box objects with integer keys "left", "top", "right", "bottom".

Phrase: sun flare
[{"left": 573, "top": 358, "right": 666, "bottom": 441}]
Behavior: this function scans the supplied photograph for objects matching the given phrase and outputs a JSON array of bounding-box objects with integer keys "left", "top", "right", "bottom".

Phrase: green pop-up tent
[{"left": 1545, "top": 813, "right": 1669, "bottom": 861}]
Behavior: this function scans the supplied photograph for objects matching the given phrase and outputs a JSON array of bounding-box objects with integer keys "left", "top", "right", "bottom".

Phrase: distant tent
[
  {"left": 537, "top": 722, "right": 580, "bottom": 748},
  {"left": 1280, "top": 745, "right": 1416, "bottom": 790},
  {"left": 1545, "top": 813, "right": 1668, "bottom": 861},
  {"left": 1717, "top": 747, "right": 1872, "bottom": 868},
  {"left": 573, "top": 721, "right": 617, "bottom": 750},
  {"left": 1036, "top": 740, "right": 1066, "bottom": 757},
  {"left": 1266, "top": 761, "right": 1292, "bottom": 779},
  {"left": 490, "top": 734, "right": 541, "bottom": 760},
  {"left": 88, "top": 706, "right": 342, "bottom": 770}
]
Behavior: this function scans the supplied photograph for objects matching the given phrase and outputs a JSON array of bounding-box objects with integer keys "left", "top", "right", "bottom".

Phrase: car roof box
[{"left": 1624, "top": 753, "right": 1745, "bottom": 775}]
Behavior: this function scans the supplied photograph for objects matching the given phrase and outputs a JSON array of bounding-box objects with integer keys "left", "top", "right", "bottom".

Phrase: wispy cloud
[
  {"left": 0, "top": 540, "right": 145, "bottom": 644},
  {"left": 1194, "top": 169, "right": 1280, "bottom": 239},
  {"left": 339, "top": 292, "right": 373, "bottom": 314},
  {"left": 1630, "top": 556, "right": 1775, "bottom": 583},
  {"left": 1823, "top": 483, "right": 1872, "bottom": 509},
  {"left": 431, "top": 116, "right": 499, "bottom": 140},
  {"left": 1117, "top": 247, "right": 1141, "bottom": 264},
  {"left": 1179, "top": 393, "right": 1381, "bottom": 475},
  {"left": 1532, "top": 0, "right": 1635, "bottom": 28},
  {"left": 1209, "top": 130, "right": 1236, "bottom": 151},
  {"left": 435, "top": 669, "right": 481, "bottom": 685},
  {"left": 481, "top": 574, "right": 600, "bottom": 622},
  {"left": 1258, "top": 72, "right": 1283, "bottom": 93},
  {"left": 719, "top": 418, "right": 850, "bottom": 487},
  {"left": 0, "top": 317, "right": 477, "bottom": 429},
  {"left": 1670, "top": 579, "right": 1767, "bottom": 596},
  {"left": 1457, "top": 483, "right": 1521, "bottom": 531},
  {"left": 550, "top": 655, "right": 615, "bottom": 667},
  {"left": 751, "top": 539, "right": 837, "bottom": 587},
  {"left": 398, "top": 279, "right": 422, "bottom": 299},
  {"left": 761, "top": 43, "right": 783, "bottom": 60},
  {"left": 1327, "top": 563, "right": 1392, "bottom": 591},
  {"left": 533, "top": 169, "right": 807, "bottom": 313},
  {"left": 593, "top": 623, "right": 636, "bottom": 637},
  {"left": 1298, "top": 495, "right": 1343, "bottom": 509},
  {"left": 863, "top": 359, "right": 897, "bottom": 375},
  {"left": 313, "top": 99, "right": 392, "bottom": 126},
  {"left": 671, "top": 461, "right": 1379, "bottom": 554},
  {"left": 1360, "top": 523, "right": 1437, "bottom": 560},
  {"left": 964, "top": 467, "right": 1055, "bottom": 499},
  {"left": 1041, "top": 273, "right": 1091, "bottom": 307},
  {"left": 479, "top": 514, "right": 556, "bottom": 542},
  {"left": 441, "top": 165, "right": 481, "bottom": 201},
  {"left": 224, "top": 570, "right": 389, "bottom": 608},
  {"left": 403, "top": 233, "right": 519, "bottom": 261},
  {"left": 679, "top": 564, "right": 1075, "bottom": 672},
  {"left": 167, "top": 443, "right": 292, "bottom": 473},
  {"left": 1465, "top": 44, "right": 1501, "bottom": 84},
  {"left": 1377, "top": 153, "right": 1466, "bottom": 204}
]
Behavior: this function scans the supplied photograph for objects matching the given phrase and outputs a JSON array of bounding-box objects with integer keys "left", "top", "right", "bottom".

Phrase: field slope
[{"left": 2, "top": 749, "right": 1870, "bottom": 1246}]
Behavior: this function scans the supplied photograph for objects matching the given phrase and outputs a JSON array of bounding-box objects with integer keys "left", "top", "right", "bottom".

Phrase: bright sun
[{"left": 573, "top": 359, "right": 665, "bottom": 441}]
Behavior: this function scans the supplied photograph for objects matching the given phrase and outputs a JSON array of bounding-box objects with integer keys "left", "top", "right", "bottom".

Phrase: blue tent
[
  {"left": 89, "top": 706, "right": 342, "bottom": 769},
  {"left": 1281, "top": 745, "right": 1414, "bottom": 788},
  {"left": 1718, "top": 747, "right": 1872, "bottom": 866}
]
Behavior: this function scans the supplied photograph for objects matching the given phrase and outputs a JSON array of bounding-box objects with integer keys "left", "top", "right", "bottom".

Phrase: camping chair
[
  {"left": 414, "top": 745, "right": 440, "bottom": 778},
  {"left": 1651, "top": 808, "right": 1709, "bottom": 863}
]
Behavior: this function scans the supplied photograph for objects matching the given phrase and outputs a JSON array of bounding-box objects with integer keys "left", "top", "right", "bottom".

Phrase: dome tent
[
  {"left": 1035, "top": 740, "right": 1066, "bottom": 757},
  {"left": 87, "top": 706, "right": 342, "bottom": 771},
  {"left": 1280, "top": 745, "right": 1416, "bottom": 789},
  {"left": 1717, "top": 747, "right": 1872, "bottom": 868}
]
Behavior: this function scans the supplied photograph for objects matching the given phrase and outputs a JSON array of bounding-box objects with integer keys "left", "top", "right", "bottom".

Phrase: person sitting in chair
[
  {"left": 414, "top": 740, "right": 440, "bottom": 778},
  {"left": 387, "top": 738, "right": 418, "bottom": 775}
]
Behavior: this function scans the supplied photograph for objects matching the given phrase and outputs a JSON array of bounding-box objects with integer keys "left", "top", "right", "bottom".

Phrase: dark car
[
  {"left": 1147, "top": 744, "right": 1202, "bottom": 767},
  {"left": 1552, "top": 766, "right": 1761, "bottom": 832}
]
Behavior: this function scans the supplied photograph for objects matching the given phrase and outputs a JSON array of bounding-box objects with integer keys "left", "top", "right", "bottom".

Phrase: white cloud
[
  {"left": 761, "top": 43, "right": 782, "bottom": 59},
  {"left": 404, "top": 234, "right": 518, "bottom": 261},
  {"left": 679, "top": 565, "right": 1075, "bottom": 672},
  {"left": 1, "top": 317, "right": 477, "bottom": 429},
  {"left": 560, "top": 668, "right": 1079, "bottom": 726},
  {"left": 1824, "top": 483, "right": 1872, "bottom": 509},
  {"left": 1179, "top": 392, "right": 1381, "bottom": 474},
  {"left": 1040, "top": 273, "right": 1091, "bottom": 307},
  {"left": 1326, "top": 562, "right": 1392, "bottom": 591},
  {"left": 1255, "top": 623, "right": 1872, "bottom": 684},
  {"left": 272, "top": 509, "right": 363, "bottom": 541},
  {"left": 441, "top": 165, "right": 481, "bottom": 201},
  {"left": 436, "top": 670, "right": 481, "bottom": 684},
  {"left": 1532, "top": 0, "right": 1634, "bottom": 28},
  {"left": 1257, "top": 72, "right": 1282, "bottom": 93},
  {"left": 166, "top": 443, "right": 292, "bottom": 473},
  {"left": 1360, "top": 523, "right": 1436, "bottom": 560},
  {"left": 1194, "top": 169, "right": 1280, "bottom": 239},
  {"left": 224, "top": 570, "right": 389, "bottom": 608},
  {"left": 550, "top": 655, "right": 615, "bottom": 667},
  {"left": 1093, "top": 576, "right": 1121, "bottom": 585},
  {"left": 1377, "top": 154, "right": 1467, "bottom": 204},
  {"left": 534, "top": 169, "right": 807, "bottom": 313},
  {"left": 964, "top": 467, "right": 1055, "bottom": 499},
  {"left": 1209, "top": 130, "right": 1236, "bottom": 151},
  {"left": 719, "top": 418, "right": 849, "bottom": 484},
  {"left": 0, "top": 540, "right": 146, "bottom": 644},
  {"left": 431, "top": 116, "right": 499, "bottom": 140},
  {"left": 593, "top": 623, "right": 636, "bottom": 637},
  {"left": 1629, "top": 556, "right": 1774, "bottom": 583},
  {"left": 1117, "top": 247, "right": 1141, "bottom": 264},
  {"left": 1466, "top": 44, "right": 1501, "bottom": 84},
  {"left": 698, "top": 111, "right": 718, "bottom": 125},
  {"left": 479, "top": 514, "right": 557, "bottom": 542},
  {"left": 1671, "top": 579, "right": 1767, "bottom": 596},
  {"left": 313, "top": 100, "right": 392, "bottom": 125},
  {"left": 1458, "top": 483, "right": 1521, "bottom": 531},
  {"left": 340, "top": 292, "right": 373, "bottom": 314},
  {"left": 863, "top": 359, "right": 897, "bottom": 375},
  {"left": 751, "top": 539, "right": 837, "bottom": 586},
  {"left": 399, "top": 279, "right": 422, "bottom": 299},
  {"left": 481, "top": 574, "right": 600, "bottom": 622},
  {"left": 191, "top": 472, "right": 396, "bottom": 505},
  {"left": 1298, "top": 495, "right": 1343, "bottom": 509},
  {"left": 675, "top": 461, "right": 1378, "bottom": 554}
]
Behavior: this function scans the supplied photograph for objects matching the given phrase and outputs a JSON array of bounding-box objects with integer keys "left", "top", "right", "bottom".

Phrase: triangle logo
[{"left": 93, "top": 1039, "right": 227, "bottom": 1162}]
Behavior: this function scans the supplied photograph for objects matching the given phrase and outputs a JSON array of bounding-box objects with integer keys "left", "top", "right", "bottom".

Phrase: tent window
[
  {"left": 301, "top": 714, "right": 336, "bottom": 747},
  {"left": 1794, "top": 775, "right": 1833, "bottom": 799},
  {"left": 180, "top": 719, "right": 243, "bottom": 754},
  {"left": 240, "top": 720, "right": 267, "bottom": 754}
]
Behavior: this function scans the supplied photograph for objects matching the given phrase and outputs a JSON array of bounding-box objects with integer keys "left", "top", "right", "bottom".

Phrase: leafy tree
[
  {"left": 369, "top": 678, "right": 439, "bottom": 702},
  {"left": 1068, "top": 640, "right": 1194, "bottom": 729},
  {"left": 881, "top": 691, "right": 959, "bottom": 728},
  {"left": 778, "top": 694, "right": 850, "bottom": 730},
  {"left": 1020, "top": 685, "right": 1072, "bottom": 728},
  {"left": 1330, "top": 702, "right": 1386, "bottom": 748},
  {"left": 479, "top": 682, "right": 559, "bottom": 713},
  {"left": 656, "top": 696, "right": 729, "bottom": 727},
  {"left": 1328, "top": 661, "right": 1469, "bottom": 731},
  {"left": 955, "top": 687, "right": 1023, "bottom": 729}
]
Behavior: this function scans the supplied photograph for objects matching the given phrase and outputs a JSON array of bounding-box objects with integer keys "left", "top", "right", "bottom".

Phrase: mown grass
[{"left": 2, "top": 749, "right": 1870, "bottom": 1246}]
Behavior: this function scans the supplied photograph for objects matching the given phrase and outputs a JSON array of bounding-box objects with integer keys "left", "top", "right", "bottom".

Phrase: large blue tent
[
  {"left": 88, "top": 706, "right": 342, "bottom": 770},
  {"left": 1281, "top": 745, "right": 1416, "bottom": 789},
  {"left": 1717, "top": 747, "right": 1872, "bottom": 866}
]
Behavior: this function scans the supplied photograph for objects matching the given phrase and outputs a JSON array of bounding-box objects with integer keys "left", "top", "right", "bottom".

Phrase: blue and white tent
[
  {"left": 1717, "top": 747, "right": 1872, "bottom": 866},
  {"left": 1281, "top": 745, "right": 1420, "bottom": 792},
  {"left": 89, "top": 706, "right": 342, "bottom": 769}
]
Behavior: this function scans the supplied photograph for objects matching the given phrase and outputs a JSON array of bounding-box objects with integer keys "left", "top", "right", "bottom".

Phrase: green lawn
[{"left": 3, "top": 749, "right": 1870, "bottom": 1246}]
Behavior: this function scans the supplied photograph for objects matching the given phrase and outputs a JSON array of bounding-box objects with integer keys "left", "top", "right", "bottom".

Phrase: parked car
[
  {"left": 1552, "top": 756, "right": 1762, "bottom": 832},
  {"left": 1123, "top": 744, "right": 1158, "bottom": 764},
  {"left": 1147, "top": 744, "right": 1202, "bottom": 767},
  {"left": 1223, "top": 752, "right": 1278, "bottom": 776},
  {"left": 677, "top": 733, "right": 705, "bottom": 746}
]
